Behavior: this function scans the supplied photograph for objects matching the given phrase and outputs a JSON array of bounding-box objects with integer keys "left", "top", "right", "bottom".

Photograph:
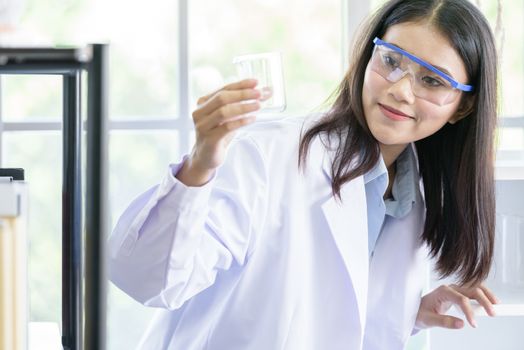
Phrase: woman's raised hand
[{"left": 176, "top": 79, "right": 263, "bottom": 187}]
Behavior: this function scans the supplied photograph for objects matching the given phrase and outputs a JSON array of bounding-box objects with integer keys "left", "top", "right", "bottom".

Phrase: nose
[{"left": 387, "top": 74, "right": 416, "bottom": 105}]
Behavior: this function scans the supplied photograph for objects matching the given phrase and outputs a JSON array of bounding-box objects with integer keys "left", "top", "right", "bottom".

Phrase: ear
[{"left": 448, "top": 95, "right": 475, "bottom": 125}]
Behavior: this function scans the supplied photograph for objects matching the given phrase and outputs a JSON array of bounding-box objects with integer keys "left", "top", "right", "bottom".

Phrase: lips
[{"left": 378, "top": 103, "right": 414, "bottom": 121}]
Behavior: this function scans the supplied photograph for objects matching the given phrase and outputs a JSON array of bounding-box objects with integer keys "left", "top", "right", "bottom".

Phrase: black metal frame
[{"left": 0, "top": 44, "right": 108, "bottom": 350}]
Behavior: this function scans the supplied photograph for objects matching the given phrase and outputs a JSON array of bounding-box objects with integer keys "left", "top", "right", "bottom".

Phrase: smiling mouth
[{"left": 378, "top": 103, "right": 414, "bottom": 119}]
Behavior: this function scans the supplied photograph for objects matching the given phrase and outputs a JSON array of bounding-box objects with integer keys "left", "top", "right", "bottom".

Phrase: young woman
[{"left": 109, "top": 0, "right": 500, "bottom": 349}]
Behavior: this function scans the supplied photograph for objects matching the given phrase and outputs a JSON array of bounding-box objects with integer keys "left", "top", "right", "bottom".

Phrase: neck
[
  {"left": 379, "top": 143, "right": 409, "bottom": 169},
  {"left": 380, "top": 143, "right": 408, "bottom": 200}
]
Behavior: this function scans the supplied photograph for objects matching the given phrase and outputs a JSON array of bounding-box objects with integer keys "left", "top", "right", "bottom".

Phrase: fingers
[
  {"left": 197, "top": 79, "right": 259, "bottom": 106},
  {"left": 211, "top": 114, "right": 257, "bottom": 138},
  {"left": 442, "top": 285, "right": 477, "bottom": 328},
  {"left": 423, "top": 312, "right": 464, "bottom": 329},
  {"left": 418, "top": 283, "right": 500, "bottom": 331},
  {"left": 470, "top": 287, "right": 496, "bottom": 317},
  {"left": 196, "top": 101, "right": 260, "bottom": 132},
  {"left": 451, "top": 284, "right": 498, "bottom": 317},
  {"left": 196, "top": 88, "right": 261, "bottom": 118},
  {"left": 479, "top": 284, "right": 500, "bottom": 304}
]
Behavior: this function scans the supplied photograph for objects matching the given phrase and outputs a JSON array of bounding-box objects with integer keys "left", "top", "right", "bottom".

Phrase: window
[{"left": 189, "top": 0, "right": 343, "bottom": 116}]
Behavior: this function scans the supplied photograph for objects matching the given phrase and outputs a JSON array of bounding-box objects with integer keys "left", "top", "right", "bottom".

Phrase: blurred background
[{"left": 0, "top": 0, "right": 522, "bottom": 349}]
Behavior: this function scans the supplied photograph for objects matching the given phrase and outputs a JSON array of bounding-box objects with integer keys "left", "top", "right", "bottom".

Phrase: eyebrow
[{"left": 391, "top": 42, "right": 454, "bottom": 77}]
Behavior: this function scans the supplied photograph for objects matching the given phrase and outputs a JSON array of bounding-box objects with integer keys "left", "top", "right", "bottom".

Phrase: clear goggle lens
[{"left": 370, "top": 45, "right": 462, "bottom": 106}]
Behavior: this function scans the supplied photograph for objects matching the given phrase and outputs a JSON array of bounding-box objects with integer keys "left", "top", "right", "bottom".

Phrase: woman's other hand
[
  {"left": 176, "top": 79, "right": 263, "bottom": 186},
  {"left": 414, "top": 284, "right": 499, "bottom": 330}
]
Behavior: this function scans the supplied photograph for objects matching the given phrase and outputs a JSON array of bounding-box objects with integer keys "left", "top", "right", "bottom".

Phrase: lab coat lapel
[{"left": 320, "top": 150, "right": 369, "bottom": 332}]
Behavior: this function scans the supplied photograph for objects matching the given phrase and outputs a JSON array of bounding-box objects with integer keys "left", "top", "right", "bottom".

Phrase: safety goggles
[{"left": 370, "top": 37, "right": 473, "bottom": 106}]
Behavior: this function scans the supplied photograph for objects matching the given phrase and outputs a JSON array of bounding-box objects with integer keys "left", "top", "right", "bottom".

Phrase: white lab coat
[{"left": 108, "top": 117, "right": 428, "bottom": 350}]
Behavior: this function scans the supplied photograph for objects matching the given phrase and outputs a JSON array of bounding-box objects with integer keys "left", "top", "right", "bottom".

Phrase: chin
[{"left": 368, "top": 122, "right": 410, "bottom": 146}]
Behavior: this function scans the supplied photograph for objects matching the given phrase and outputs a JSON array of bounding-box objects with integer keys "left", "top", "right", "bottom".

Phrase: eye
[
  {"left": 382, "top": 54, "right": 400, "bottom": 69},
  {"left": 421, "top": 75, "right": 445, "bottom": 88}
]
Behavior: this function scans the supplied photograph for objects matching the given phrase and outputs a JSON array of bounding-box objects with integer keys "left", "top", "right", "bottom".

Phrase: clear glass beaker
[{"left": 233, "top": 52, "right": 286, "bottom": 114}]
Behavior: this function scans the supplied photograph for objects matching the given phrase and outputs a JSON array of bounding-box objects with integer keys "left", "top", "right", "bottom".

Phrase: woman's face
[{"left": 362, "top": 21, "right": 470, "bottom": 147}]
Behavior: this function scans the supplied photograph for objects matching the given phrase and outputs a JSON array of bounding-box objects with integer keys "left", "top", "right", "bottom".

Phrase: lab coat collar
[
  {"left": 317, "top": 138, "right": 369, "bottom": 336},
  {"left": 363, "top": 153, "right": 387, "bottom": 185}
]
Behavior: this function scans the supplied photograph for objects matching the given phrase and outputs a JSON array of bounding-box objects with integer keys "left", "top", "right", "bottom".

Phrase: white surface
[
  {"left": 0, "top": 179, "right": 25, "bottom": 216},
  {"left": 429, "top": 317, "right": 524, "bottom": 350},
  {"left": 448, "top": 301, "right": 524, "bottom": 318},
  {"left": 28, "top": 322, "right": 61, "bottom": 350},
  {"left": 495, "top": 166, "right": 524, "bottom": 180}
]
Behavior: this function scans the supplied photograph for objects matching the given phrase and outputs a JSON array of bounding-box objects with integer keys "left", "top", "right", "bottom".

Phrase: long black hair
[{"left": 298, "top": 0, "right": 498, "bottom": 286}]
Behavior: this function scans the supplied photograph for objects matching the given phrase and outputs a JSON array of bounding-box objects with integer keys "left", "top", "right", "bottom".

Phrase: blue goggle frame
[{"left": 372, "top": 37, "right": 473, "bottom": 92}]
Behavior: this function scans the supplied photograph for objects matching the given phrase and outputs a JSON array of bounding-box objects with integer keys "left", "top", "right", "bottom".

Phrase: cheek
[
  {"left": 362, "top": 68, "right": 390, "bottom": 123},
  {"left": 409, "top": 103, "right": 460, "bottom": 141},
  {"left": 363, "top": 68, "right": 388, "bottom": 103},
  {"left": 417, "top": 100, "right": 460, "bottom": 125}
]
